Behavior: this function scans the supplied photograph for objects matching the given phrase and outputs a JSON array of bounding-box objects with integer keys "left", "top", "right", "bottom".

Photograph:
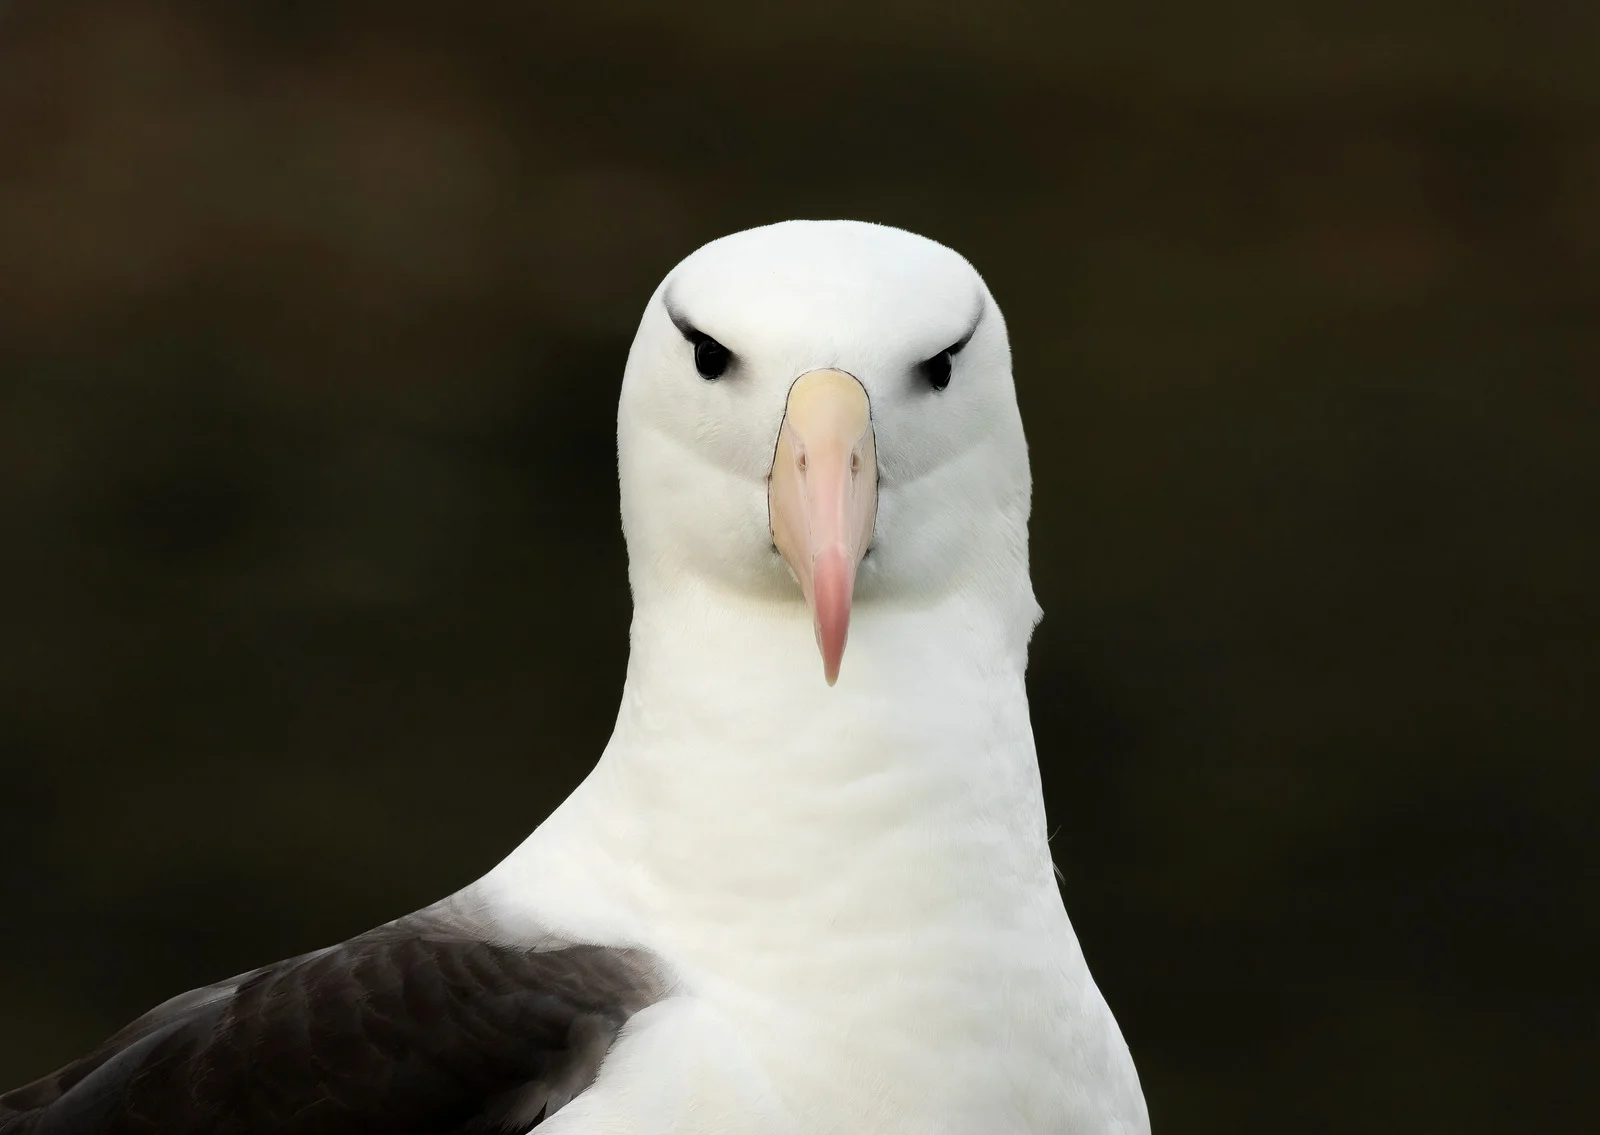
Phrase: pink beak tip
[
  {"left": 811, "top": 546, "right": 854, "bottom": 688},
  {"left": 817, "top": 624, "right": 845, "bottom": 686}
]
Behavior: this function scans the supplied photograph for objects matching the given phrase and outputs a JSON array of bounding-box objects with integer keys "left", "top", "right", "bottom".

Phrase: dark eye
[
  {"left": 690, "top": 333, "right": 731, "bottom": 380},
  {"left": 922, "top": 349, "right": 953, "bottom": 391}
]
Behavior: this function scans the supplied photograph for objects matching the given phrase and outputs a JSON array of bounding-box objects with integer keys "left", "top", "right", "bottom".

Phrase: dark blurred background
[{"left": 0, "top": 1, "right": 1595, "bottom": 1130}]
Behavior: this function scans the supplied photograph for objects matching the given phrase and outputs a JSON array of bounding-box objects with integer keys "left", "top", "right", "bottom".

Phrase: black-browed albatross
[{"left": 0, "top": 221, "right": 1150, "bottom": 1134}]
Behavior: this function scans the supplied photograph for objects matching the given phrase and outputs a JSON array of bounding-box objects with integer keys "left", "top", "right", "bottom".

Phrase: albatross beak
[{"left": 769, "top": 369, "right": 878, "bottom": 686}]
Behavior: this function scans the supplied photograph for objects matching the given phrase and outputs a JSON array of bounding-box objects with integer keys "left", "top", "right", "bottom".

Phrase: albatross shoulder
[{"left": 0, "top": 899, "right": 667, "bottom": 1134}]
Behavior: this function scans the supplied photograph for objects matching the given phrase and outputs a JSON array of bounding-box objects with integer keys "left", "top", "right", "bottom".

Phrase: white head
[{"left": 617, "top": 220, "right": 1036, "bottom": 685}]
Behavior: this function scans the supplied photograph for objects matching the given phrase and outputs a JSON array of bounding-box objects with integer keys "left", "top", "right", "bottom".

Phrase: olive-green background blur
[{"left": 1, "top": 1, "right": 1595, "bottom": 1130}]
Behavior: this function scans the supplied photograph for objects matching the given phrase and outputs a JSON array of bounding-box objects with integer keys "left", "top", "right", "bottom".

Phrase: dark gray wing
[{"left": 0, "top": 901, "right": 665, "bottom": 1135}]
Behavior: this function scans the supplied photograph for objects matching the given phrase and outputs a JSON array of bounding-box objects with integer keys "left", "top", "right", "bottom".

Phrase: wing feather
[{"left": 0, "top": 904, "right": 664, "bottom": 1135}]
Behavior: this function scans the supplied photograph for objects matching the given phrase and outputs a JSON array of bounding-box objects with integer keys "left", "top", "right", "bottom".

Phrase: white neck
[
  {"left": 479, "top": 580, "right": 1145, "bottom": 1130},
  {"left": 489, "top": 575, "right": 1065, "bottom": 968}
]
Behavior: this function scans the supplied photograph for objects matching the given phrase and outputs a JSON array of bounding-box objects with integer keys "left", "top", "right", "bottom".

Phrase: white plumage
[{"left": 478, "top": 220, "right": 1150, "bottom": 1132}]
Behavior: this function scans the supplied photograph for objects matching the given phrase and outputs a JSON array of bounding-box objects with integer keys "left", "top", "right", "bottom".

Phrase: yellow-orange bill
[{"left": 768, "top": 370, "right": 878, "bottom": 685}]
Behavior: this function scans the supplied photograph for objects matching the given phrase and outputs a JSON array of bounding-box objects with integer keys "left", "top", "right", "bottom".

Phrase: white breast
[{"left": 480, "top": 590, "right": 1150, "bottom": 1134}]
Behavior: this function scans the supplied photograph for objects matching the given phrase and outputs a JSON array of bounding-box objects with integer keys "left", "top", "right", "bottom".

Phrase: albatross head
[{"left": 617, "top": 220, "right": 1036, "bottom": 686}]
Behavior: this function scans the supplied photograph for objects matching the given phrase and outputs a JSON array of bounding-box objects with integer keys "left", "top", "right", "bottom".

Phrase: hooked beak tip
[{"left": 812, "top": 544, "right": 854, "bottom": 686}]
